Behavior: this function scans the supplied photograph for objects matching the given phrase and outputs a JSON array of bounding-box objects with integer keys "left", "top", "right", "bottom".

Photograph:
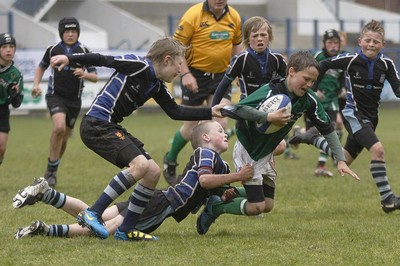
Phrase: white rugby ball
[{"left": 255, "top": 94, "right": 291, "bottom": 134}]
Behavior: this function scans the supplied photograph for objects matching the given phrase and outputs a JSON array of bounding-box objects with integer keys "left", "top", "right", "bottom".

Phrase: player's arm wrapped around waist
[{"left": 221, "top": 105, "right": 268, "bottom": 123}]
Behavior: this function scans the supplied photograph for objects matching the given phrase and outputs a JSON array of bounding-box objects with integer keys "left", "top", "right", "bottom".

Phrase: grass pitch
[{"left": 1, "top": 107, "right": 400, "bottom": 265}]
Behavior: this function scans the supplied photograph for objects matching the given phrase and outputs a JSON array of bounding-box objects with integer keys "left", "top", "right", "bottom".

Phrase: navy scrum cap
[
  {"left": 323, "top": 29, "right": 340, "bottom": 42},
  {"left": 0, "top": 33, "right": 16, "bottom": 47},
  {"left": 58, "top": 17, "right": 80, "bottom": 39}
]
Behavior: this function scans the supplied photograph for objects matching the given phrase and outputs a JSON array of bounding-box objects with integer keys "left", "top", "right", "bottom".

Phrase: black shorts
[
  {"left": 0, "top": 105, "right": 10, "bottom": 133},
  {"left": 343, "top": 115, "right": 379, "bottom": 159},
  {"left": 80, "top": 115, "right": 152, "bottom": 168},
  {"left": 46, "top": 94, "right": 81, "bottom": 129},
  {"left": 244, "top": 183, "right": 275, "bottom": 203},
  {"left": 181, "top": 67, "right": 231, "bottom": 106},
  {"left": 115, "top": 190, "right": 172, "bottom": 234}
]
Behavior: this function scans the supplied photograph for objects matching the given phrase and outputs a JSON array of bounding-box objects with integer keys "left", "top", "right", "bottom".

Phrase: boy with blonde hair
[
  {"left": 19, "top": 38, "right": 225, "bottom": 241},
  {"left": 290, "top": 19, "right": 400, "bottom": 213}
]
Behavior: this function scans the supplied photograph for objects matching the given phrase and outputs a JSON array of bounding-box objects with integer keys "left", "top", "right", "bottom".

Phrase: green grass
[{"left": 1, "top": 107, "right": 400, "bottom": 265}]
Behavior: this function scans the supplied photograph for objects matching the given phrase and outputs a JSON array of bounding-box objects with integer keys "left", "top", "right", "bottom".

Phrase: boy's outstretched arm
[
  {"left": 221, "top": 105, "right": 290, "bottom": 127},
  {"left": 199, "top": 164, "right": 253, "bottom": 189}
]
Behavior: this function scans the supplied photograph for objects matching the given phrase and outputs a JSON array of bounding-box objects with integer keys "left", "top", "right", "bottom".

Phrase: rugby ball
[{"left": 255, "top": 94, "right": 291, "bottom": 134}]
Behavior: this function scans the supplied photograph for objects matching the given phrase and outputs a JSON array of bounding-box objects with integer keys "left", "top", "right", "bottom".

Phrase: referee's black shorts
[{"left": 181, "top": 67, "right": 231, "bottom": 106}]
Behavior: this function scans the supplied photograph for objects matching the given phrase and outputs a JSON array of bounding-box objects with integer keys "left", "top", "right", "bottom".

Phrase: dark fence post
[
  {"left": 286, "top": 18, "right": 291, "bottom": 57},
  {"left": 8, "top": 11, "right": 14, "bottom": 35},
  {"left": 313, "top": 19, "right": 318, "bottom": 51}
]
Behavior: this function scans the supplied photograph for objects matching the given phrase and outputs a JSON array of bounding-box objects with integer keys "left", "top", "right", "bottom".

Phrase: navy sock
[
  {"left": 119, "top": 183, "right": 154, "bottom": 232},
  {"left": 91, "top": 169, "right": 135, "bottom": 215}
]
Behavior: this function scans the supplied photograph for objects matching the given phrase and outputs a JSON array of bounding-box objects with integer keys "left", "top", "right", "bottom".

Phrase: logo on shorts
[{"left": 115, "top": 131, "right": 125, "bottom": 140}]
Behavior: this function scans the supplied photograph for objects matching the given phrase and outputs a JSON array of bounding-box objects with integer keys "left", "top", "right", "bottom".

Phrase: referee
[{"left": 164, "top": 0, "right": 243, "bottom": 186}]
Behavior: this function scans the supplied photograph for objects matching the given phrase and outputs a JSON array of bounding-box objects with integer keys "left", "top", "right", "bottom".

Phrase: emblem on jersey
[
  {"left": 246, "top": 71, "right": 255, "bottom": 79},
  {"left": 115, "top": 131, "right": 125, "bottom": 140},
  {"left": 200, "top": 21, "right": 209, "bottom": 28},
  {"left": 353, "top": 72, "right": 362, "bottom": 79},
  {"left": 177, "top": 25, "right": 183, "bottom": 31},
  {"left": 210, "top": 31, "right": 230, "bottom": 40}
]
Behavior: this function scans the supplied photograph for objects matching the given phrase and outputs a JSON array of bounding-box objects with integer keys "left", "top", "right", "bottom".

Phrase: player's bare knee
[
  {"left": 128, "top": 156, "right": 151, "bottom": 180},
  {"left": 274, "top": 140, "right": 286, "bottom": 156},
  {"left": 245, "top": 202, "right": 265, "bottom": 216},
  {"left": 263, "top": 198, "right": 274, "bottom": 213},
  {"left": 138, "top": 160, "right": 161, "bottom": 188},
  {"left": 52, "top": 124, "right": 66, "bottom": 137},
  {"left": 370, "top": 142, "right": 385, "bottom": 160},
  {"left": 148, "top": 162, "right": 161, "bottom": 182}
]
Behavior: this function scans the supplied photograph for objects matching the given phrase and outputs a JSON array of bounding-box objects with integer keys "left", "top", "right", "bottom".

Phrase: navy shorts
[
  {"left": 343, "top": 114, "right": 379, "bottom": 159},
  {"left": 181, "top": 67, "right": 231, "bottom": 106},
  {"left": 115, "top": 190, "right": 172, "bottom": 233},
  {"left": 0, "top": 105, "right": 10, "bottom": 133},
  {"left": 80, "top": 115, "right": 152, "bottom": 168},
  {"left": 46, "top": 94, "right": 81, "bottom": 129}
]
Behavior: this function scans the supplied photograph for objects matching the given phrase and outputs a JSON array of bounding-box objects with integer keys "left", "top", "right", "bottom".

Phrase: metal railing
[
  {"left": 168, "top": 15, "right": 400, "bottom": 67},
  {"left": 12, "top": 0, "right": 48, "bottom": 17},
  {"left": 0, "top": 11, "right": 14, "bottom": 34}
]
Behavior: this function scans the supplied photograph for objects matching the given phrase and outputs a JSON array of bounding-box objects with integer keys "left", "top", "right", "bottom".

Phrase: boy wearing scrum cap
[
  {"left": 31, "top": 17, "right": 98, "bottom": 188},
  {"left": 0, "top": 33, "right": 24, "bottom": 166}
]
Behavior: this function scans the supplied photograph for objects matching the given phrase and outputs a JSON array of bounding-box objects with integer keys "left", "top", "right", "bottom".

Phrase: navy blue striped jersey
[
  {"left": 67, "top": 53, "right": 212, "bottom": 123},
  {"left": 318, "top": 50, "right": 400, "bottom": 120},
  {"left": 212, "top": 48, "right": 286, "bottom": 106},
  {"left": 229, "top": 48, "right": 286, "bottom": 98},
  {"left": 163, "top": 147, "right": 230, "bottom": 222},
  {"left": 40, "top": 41, "right": 96, "bottom": 100}
]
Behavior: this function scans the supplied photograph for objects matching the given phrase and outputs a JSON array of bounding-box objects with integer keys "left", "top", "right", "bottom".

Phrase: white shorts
[{"left": 233, "top": 140, "right": 277, "bottom": 187}]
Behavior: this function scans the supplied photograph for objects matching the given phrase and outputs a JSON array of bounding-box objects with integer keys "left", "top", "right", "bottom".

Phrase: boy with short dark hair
[
  {"left": 0, "top": 33, "right": 24, "bottom": 166},
  {"left": 31, "top": 17, "right": 98, "bottom": 188},
  {"left": 197, "top": 50, "right": 359, "bottom": 235},
  {"left": 47, "top": 37, "right": 225, "bottom": 241}
]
